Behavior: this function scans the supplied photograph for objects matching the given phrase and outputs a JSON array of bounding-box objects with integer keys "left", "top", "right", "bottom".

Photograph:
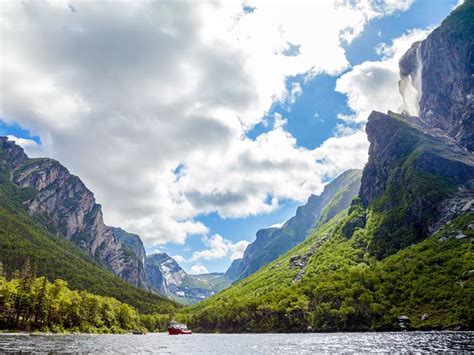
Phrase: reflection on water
[{"left": 0, "top": 331, "right": 473, "bottom": 354}]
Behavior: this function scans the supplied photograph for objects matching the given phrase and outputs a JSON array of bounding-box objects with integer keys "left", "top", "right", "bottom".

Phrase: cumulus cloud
[
  {"left": 172, "top": 255, "right": 187, "bottom": 265},
  {"left": 335, "top": 28, "right": 432, "bottom": 123},
  {"left": 190, "top": 263, "right": 209, "bottom": 275},
  {"left": 6, "top": 135, "right": 40, "bottom": 151},
  {"left": 190, "top": 234, "right": 250, "bottom": 262},
  {"left": 0, "top": 0, "right": 412, "bottom": 246}
]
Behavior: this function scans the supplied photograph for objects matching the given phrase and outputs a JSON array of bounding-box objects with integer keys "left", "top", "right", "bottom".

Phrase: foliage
[
  {"left": 183, "top": 212, "right": 474, "bottom": 332},
  {"left": 0, "top": 260, "right": 140, "bottom": 333},
  {"left": 0, "top": 165, "right": 178, "bottom": 315}
]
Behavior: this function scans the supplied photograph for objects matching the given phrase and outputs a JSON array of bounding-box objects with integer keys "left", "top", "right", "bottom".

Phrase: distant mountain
[
  {"left": 225, "top": 258, "right": 242, "bottom": 280},
  {"left": 228, "top": 169, "right": 362, "bottom": 281},
  {"left": 146, "top": 253, "right": 232, "bottom": 304}
]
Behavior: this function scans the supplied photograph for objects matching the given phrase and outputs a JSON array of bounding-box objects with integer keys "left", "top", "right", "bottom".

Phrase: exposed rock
[
  {"left": 455, "top": 233, "right": 468, "bottom": 240},
  {"left": 359, "top": 111, "right": 474, "bottom": 258},
  {"left": 230, "top": 169, "right": 362, "bottom": 281},
  {"left": 399, "top": 0, "right": 474, "bottom": 151},
  {"left": 0, "top": 137, "right": 148, "bottom": 288},
  {"left": 225, "top": 258, "right": 242, "bottom": 280},
  {"left": 290, "top": 234, "right": 329, "bottom": 283},
  {"left": 421, "top": 313, "right": 429, "bottom": 321},
  {"left": 146, "top": 253, "right": 186, "bottom": 296},
  {"left": 397, "top": 315, "right": 411, "bottom": 330},
  {"left": 429, "top": 194, "right": 474, "bottom": 234},
  {"left": 146, "top": 253, "right": 231, "bottom": 304},
  {"left": 110, "top": 227, "right": 149, "bottom": 290}
]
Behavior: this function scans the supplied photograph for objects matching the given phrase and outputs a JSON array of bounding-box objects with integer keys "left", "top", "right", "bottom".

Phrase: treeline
[{"left": 0, "top": 259, "right": 172, "bottom": 333}]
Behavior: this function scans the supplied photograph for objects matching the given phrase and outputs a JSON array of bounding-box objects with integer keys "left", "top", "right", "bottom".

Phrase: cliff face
[
  {"left": 360, "top": 1, "right": 474, "bottom": 258},
  {"left": 146, "top": 253, "right": 231, "bottom": 304},
  {"left": 399, "top": 0, "right": 474, "bottom": 150},
  {"left": 110, "top": 227, "right": 149, "bottom": 290},
  {"left": 229, "top": 169, "right": 362, "bottom": 280},
  {"left": 0, "top": 137, "right": 148, "bottom": 288},
  {"left": 359, "top": 111, "right": 474, "bottom": 258},
  {"left": 146, "top": 253, "right": 187, "bottom": 296}
]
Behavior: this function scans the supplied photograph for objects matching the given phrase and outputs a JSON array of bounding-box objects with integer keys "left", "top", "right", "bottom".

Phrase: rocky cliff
[
  {"left": 399, "top": 0, "right": 473, "bottom": 150},
  {"left": 0, "top": 137, "right": 148, "bottom": 288},
  {"left": 228, "top": 169, "right": 362, "bottom": 280},
  {"left": 146, "top": 253, "right": 231, "bottom": 304},
  {"left": 110, "top": 227, "right": 149, "bottom": 290},
  {"left": 359, "top": 0, "right": 474, "bottom": 258},
  {"left": 359, "top": 111, "right": 473, "bottom": 258}
]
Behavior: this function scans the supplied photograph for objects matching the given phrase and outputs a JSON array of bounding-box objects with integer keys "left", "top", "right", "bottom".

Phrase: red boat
[{"left": 168, "top": 320, "right": 192, "bottom": 335}]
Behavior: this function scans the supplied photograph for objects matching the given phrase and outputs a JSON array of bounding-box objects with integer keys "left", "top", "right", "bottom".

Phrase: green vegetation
[
  {"left": 365, "top": 113, "right": 470, "bottom": 259},
  {"left": 0, "top": 164, "right": 178, "bottom": 315},
  {"left": 0, "top": 259, "right": 173, "bottom": 333},
  {"left": 181, "top": 212, "right": 473, "bottom": 332}
]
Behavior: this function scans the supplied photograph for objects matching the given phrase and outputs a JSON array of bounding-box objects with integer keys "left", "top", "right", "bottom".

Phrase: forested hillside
[{"left": 0, "top": 158, "right": 178, "bottom": 314}]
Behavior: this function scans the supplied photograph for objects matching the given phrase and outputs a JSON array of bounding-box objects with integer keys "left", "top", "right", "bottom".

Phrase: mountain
[
  {"left": 359, "top": 110, "right": 473, "bottom": 258},
  {"left": 0, "top": 143, "right": 177, "bottom": 313},
  {"left": 146, "top": 253, "right": 232, "bottom": 304},
  {"left": 0, "top": 138, "right": 149, "bottom": 289},
  {"left": 183, "top": 1, "right": 474, "bottom": 332},
  {"left": 228, "top": 169, "right": 362, "bottom": 280},
  {"left": 399, "top": 0, "right": 473, "bottom": 150},
  {"left": 225, "top": 258, "right": 242, "bottom": 280},
  {"left": 0, "top": 137, "right": 229, "bottom": 304},
  {"left": 110, "top": 227, "right": 149, "bottom": 289}
]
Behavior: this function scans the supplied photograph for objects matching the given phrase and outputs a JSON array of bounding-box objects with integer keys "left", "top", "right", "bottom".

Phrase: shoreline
[{"left": 0, "top": 330, "right": 472, "bottom": 336}]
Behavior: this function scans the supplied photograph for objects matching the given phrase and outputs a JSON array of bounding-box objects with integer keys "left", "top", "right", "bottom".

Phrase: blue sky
[{"left": 0, "top": 0, "right": 459, "bottom": 274}]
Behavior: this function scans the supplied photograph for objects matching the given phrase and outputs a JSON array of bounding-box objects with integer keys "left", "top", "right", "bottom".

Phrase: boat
[
  {"left": 168, "top": 320, "right": 192, "bottom": 335},
  {"left": 132, "top": 330, "right": 146, "bottom": 335}
]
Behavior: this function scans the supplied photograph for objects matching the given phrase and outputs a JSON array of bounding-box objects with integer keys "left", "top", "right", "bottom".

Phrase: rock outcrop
[
  {"left": 146, "top": 253, "right": 231, "bottom": 304},
  {"left": 0, "top": 137, "right": 148, "bottom": 288},
  {"left": 359, "top": 1, "right": 474, "bottom": 258},
  {"left": 228, "top": 169, "right": 362, "bottom": 281},
  {"left": 399, "top": 0, "right": 474, "bottom": 150},
  {"left": 359, "top": 111, "right": 474, "bottom": 258},
  {"left": 110, "top": 227, "right": 149, "bottom": 290},
  {"left": 146, "top": 253, "right": 187, "bottom": 296}
]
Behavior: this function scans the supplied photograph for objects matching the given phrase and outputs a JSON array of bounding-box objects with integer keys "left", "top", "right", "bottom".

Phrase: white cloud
[
  {"left": 335, "top": 28, "right": 432, "bottom": 123},
  {"left": 229, "top": 240, "right": 250, "bottom": 261},
  {"left": 6, "top": 135, "right": 40, "bottom": 150},
  {"left": 190, "top": 263, "right": 209, "bottom": 275},
  {"left": 172, "top": 255, "right": 187, "bottom": 265},
  {"left": 190, "top": 234, "right": 250, "bottom": 262},
  {"left": 286, "top": 82, "right": 303, "bottom": 105},
  {"left": 0, "top": 0, "right": 413, "bottom": 246}
]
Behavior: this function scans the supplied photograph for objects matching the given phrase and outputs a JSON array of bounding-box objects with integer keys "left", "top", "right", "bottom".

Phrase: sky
[{"left": 0, "top": 0, "right": 460, "bottom": 274}]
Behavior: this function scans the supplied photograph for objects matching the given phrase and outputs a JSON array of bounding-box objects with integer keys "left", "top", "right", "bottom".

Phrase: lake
[{"left": 0, "top": 331, "right": 472, "bottom": 354}]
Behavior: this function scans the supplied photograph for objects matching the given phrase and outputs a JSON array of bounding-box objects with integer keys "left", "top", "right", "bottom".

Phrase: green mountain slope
[
  {"left": 229, "top": 169, "right": 362, "bottom": 281},
  {"left": 183, "top": 209, "right": 473, "bottom": 332},
  {"left": 0, "top": 167, "right": 178, "bottom": 314},
  {"left": 181, "top": 106, "right": 474, "bottom": 331}
]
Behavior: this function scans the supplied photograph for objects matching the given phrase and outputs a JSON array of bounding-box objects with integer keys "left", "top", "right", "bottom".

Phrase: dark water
[{"left": 0, "top": 331, "right": 472, "bottom": 354}]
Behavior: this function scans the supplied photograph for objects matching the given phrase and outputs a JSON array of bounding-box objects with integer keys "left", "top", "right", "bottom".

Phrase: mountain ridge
[{"left": 228, "top": 168, "right": 362, "bottom": 280}]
